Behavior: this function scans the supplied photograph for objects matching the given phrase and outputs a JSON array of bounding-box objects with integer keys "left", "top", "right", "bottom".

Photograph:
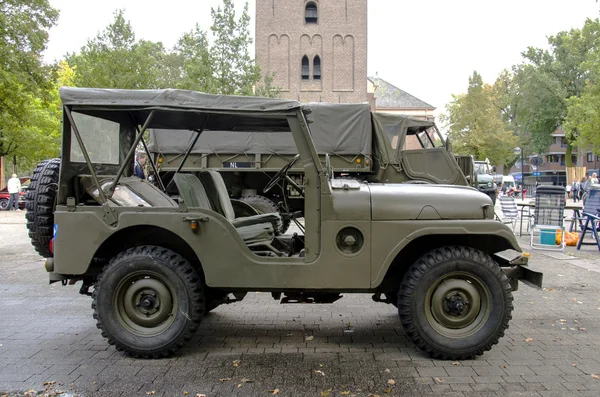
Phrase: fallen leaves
[
  {"left": 232, "top": 360, "right": 240, "bottom": 367},
  {"left": 451, "top": 362, "right": 461, "bottom": 366},
  {"left": 592, "top": 374, "right": 600, "bottom": 380},
  {"left": 145, "top": 392, "right": 155, "bottom": 396},
  {"left": 525, "top": 338, "right": 533, "bottom": 342},
  {"left": 321, "top": 389, "right": 332, "bottom": 396},
  {"left": 387, "top": 379, "right": 396, "bottom": 385},
  {"left": 434, "top": 377, "right": 445, "bottom": 383},
  {"left": 305, "top": 336, "right": 314, "bottom": 341},
  {"left": 269, "top": 389, "right": 280, "bottom": 394},
  {"left": 314, "top": 370, "right": 325, "bottom": 376},
  {"left": 340, "top": 392, "right": 350, "bottom": 396},
  {"left": 219, "top": 378, "right": 231, "bottom": 382},
  {"left": 195, "top": 394, "right": 206, "bottom": 397}
]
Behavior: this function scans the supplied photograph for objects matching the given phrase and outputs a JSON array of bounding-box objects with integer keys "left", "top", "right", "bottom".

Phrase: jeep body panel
[{"left": 369, "top": 183, "right": 492, "bottom": 220}]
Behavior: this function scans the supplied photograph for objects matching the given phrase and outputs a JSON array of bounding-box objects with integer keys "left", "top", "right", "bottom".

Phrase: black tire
[
  {"left": 240, "top": 194, "right": 290, "bottom": 234},
  {"left": 0, "top": 199, "right": 8, "bottom": 210},
  {"left": 398, "top": 246, "right": 513, "bottom": 360},
  {"left": 25, "top": 158, "right": 60, "bottom": 258},
  {"left": 92, "top": 246, "right": 205, "bottom": 358}
]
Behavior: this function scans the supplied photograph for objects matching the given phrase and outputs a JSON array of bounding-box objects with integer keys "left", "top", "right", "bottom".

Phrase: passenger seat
[{"left": 172, "top": 173, "right": 277, "bottom": 245}]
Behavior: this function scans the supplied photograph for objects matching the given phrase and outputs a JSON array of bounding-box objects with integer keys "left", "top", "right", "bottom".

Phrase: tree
[
  {"left": 0, "top": 0, "right": 59, "bottom": 169},
  {"left": 515, "top": 18, "right": 600, "bottom": 165},
  {"left": 564, "top": 22, "right": 600, "bottom": 154},
  {"left": 172, "top": 24, "right": 214, "bottom": 92},
  {"left": 66, "top": 10, "right": 168, "bottom": 89},
  {"left": 441, "top": 72, "right": 519, "bottom": 170},
  {"left": 210, "top": 0, "right": 260, "bottom": 95}
]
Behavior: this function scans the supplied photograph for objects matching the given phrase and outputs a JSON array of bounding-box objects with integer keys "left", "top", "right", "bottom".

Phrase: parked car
[{"left": 0, "top": 177, "right": 30, "bottom": 210}]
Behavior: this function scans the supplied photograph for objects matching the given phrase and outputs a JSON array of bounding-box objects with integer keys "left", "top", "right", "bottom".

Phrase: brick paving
[{"left": 2, "top": 210, "right": 600, "bottom": 396}]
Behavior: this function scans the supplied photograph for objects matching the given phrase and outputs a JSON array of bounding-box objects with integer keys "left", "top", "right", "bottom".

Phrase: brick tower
[{"left": 255, "top": 0, "right": 368, "bottom": 103}]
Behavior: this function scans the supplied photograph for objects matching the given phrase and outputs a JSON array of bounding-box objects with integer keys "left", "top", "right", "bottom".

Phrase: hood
[{"left": 369, "top": 183, "right": 493, "bottom": 220}]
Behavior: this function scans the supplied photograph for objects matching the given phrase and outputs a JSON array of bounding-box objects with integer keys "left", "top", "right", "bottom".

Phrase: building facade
[{"left": 255, "top": 0, "right": 368, "bottom": 103}]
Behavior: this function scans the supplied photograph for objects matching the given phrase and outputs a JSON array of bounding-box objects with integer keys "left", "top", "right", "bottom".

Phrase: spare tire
[
  {"left": 26, "top": 158, "right": 60, "bottom": 258},
  {"left": 240, "top": 195, "right": 290, "bottom": 234}
]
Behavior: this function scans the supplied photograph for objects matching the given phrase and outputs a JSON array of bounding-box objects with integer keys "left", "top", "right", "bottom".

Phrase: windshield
[
  {"left": 416, "top": 127, "right": 444, "bottom": 149},
  {"left": 474, "top": 163, "right": 491, "bottom": 175}
]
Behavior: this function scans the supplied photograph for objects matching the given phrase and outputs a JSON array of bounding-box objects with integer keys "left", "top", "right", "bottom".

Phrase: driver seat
[{"left": 198, "top": 170, "right": 282, "bottom": 233}]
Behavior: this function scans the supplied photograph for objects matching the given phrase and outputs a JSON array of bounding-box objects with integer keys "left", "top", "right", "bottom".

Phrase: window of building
[
  {"left": 546, "top": 155, "right": 556, "bottom": 163},
  {"left": 305, "top": 2, "right": 318, "bottom": 23},
  {"left": 587, "top": 152, "right": 594, "bottom": 162},
  {"left": 572, "top": 154, "right": 578, "bottom": 163},
  {"left": 301, "top": 56, "right": 309, "bottom": 80},
  {"left": 313, "top": 55, "right": 321, "bottom": 80}
]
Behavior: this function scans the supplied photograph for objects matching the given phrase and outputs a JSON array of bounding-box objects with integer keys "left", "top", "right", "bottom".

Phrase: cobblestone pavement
[{"left": 2, "top": 210, "right": 600, "bottom": 397}]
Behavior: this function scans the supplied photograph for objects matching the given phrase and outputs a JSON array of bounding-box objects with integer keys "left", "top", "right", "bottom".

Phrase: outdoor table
[{"left": 513, "top": 199, "right": 583, "bottom": 236}]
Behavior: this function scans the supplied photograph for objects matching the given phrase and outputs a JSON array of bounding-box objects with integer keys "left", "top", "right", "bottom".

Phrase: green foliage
[
  {"left": 564, "top": 20, "right": 600, "bottom": 154},
  {"left": 514, "top": 18, "right": 600, "bottom": 165},
  {"left": 441, "top": 72, "right": 519, "bottom": 169},
  {"left": 66, "top": 10, "right": 168, "bottom": 89},
  {"left": 0, "top": 0, "right": 59, "bottom": 166},
  {"left": 210, "top": 0, "right": 260, "bottom": 95}
]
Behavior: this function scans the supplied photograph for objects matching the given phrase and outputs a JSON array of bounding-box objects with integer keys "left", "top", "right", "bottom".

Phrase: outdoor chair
[
  {"left": 576, "top": 187, "right": 600, "bottom": 251},
  {"left": 530, "top": 185, "right": 566, "bottom": 251},
  {"left": 499, "top": 195, "right": 522, "bottom": 233}
]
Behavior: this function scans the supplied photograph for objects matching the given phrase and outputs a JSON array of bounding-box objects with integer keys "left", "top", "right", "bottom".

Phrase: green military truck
[
  {"left": 26, "top": 87, "right": 541, "bottom": 360},
  {"left": 148, "top": 103, "right": 470, "bottom": 233},
  {"left": 474, "top": 159, "right": 498, "bottom": 205}
]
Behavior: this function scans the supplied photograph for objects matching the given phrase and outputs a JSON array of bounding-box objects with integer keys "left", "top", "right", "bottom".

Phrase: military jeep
[{"left": 26, "top": 87, "right": 542, "bottom": 360}]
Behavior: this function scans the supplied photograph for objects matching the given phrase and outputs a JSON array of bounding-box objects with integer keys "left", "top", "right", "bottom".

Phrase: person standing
[
  {"left": 573, "top": 179, "right": 581, "bottom": 202},
  {"left": 134, "top": 153, "right": 147, "bottom": 180},
  {"left": 7, "top": 174, "right": 21, "bottom": 211},
  {"left": 591, "top": 173, "right": 599, "bottom": 185}
]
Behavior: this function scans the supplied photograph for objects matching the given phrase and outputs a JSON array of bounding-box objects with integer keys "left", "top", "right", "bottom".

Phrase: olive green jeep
[{"left": 26, "top": 87, "right": 542, "bottom": 360}]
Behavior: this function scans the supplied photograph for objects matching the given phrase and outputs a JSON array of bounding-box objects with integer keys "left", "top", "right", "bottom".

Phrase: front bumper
[{"left": 495, "top": 249, "right": 543, "bottom": 291}]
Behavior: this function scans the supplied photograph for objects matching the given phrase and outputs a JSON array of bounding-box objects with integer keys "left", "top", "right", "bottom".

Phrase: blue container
[{"left": 540, "top": 229, "right": 557, "bottom": 245}]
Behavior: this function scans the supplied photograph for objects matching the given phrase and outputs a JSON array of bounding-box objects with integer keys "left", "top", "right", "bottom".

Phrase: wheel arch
[
  {"left": 374, "top": 233, "right": 517, "bottom": 293},
  {"left": 91, "top": 225, "right": 204, "bottom": 280}
]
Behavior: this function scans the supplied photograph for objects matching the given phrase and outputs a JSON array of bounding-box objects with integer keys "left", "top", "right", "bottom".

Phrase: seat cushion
[
  {"left": 232, "top": 213, "right": 282, "bottom": 232},
  {"left": 236, "top": 222, "right": 274, "bottom": 244}
]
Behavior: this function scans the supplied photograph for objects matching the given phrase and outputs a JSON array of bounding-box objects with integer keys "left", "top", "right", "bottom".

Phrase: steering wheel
[{"left": 264, "top": 154, "right": 300, "bottom": 194}]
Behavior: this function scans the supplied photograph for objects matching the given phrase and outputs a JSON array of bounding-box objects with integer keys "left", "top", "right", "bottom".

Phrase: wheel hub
[
  {"left": 444, "top": 293, "right": 469, "bottom": 316},
  {"left": 426, "top": 273, "right": 491, "bottom": 338},
  {"left": 115, "top": 274, "right": 176, "bottom": 335}
]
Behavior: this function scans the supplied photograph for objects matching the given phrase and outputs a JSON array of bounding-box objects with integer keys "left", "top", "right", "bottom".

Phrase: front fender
[{"left": 370, "top": 220, "right": 522, "bottom": 287}]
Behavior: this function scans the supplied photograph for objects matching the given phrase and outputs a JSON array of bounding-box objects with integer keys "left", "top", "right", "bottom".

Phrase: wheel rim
[
  {"left": 114, "top": 271, "right": 177, "bottom": 336},
  {"left": 0, "top": 200, "right": 7, "bottom": 210},
  {"left": 425, "top": 271, "right": 491, "bottom": 338}
]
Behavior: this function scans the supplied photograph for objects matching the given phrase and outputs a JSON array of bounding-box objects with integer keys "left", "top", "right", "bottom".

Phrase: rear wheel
[
  {"left": 240, "top": 195, "right": 290, "bottom": 234},
  {"left": 0, "top": 199, "right": 8, "bottom": 210},
  {"left": 398, "top": 246, "right": 513, "bottom": 360},
  {"left": 92, "top": 246, "right": 205, "bottom": 358}
]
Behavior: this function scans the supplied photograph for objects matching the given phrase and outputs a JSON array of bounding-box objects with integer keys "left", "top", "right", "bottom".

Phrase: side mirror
[
  {"left": 445, "top": 138, "right": 452, "bottom": 152},
  {"left": 491, "top": 166, "right": 497, "bottom": 173}
]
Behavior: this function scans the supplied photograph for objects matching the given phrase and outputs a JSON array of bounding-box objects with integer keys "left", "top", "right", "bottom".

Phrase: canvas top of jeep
[{"left": 25, "top": 87, "right": 541, "bottom": 360}]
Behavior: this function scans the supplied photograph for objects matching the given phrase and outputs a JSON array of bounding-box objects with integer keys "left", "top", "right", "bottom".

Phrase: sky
[{"left": 44, "top": 0, "right": 600, "bottom": 116}]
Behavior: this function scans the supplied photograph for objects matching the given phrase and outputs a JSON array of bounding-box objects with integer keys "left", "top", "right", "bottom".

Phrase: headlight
[{"left": 488, "top": 182, "right": 492, "bottom": 187}]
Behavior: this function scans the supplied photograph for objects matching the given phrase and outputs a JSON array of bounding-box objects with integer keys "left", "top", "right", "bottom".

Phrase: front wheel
[
  {"left": 92, "top": 246, "right": 205, "bottom": 358},
  {"left": 398, "top": 246, "right": 513, "bottom": 360}
]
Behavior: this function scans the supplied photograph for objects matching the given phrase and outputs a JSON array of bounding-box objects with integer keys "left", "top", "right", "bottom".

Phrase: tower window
[
  {"left": 301, "top": 55, "right": 309, "bottom": 80},
  {"left": 313, "top": 56, "right": 321, "bottom": 80},
  {"left": 305, "top": 2, "right": 318, "bottom": 23}
]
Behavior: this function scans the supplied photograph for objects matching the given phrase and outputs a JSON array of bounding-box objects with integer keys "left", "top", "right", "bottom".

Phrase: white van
[{"left": 501, "top": 175, "right": 516, "bottom": 189}]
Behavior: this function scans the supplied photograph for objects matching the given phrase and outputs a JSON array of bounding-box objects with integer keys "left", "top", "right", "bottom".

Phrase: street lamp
[{"left": 514, "top": 147, "right": 524, "bottom": 187}]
